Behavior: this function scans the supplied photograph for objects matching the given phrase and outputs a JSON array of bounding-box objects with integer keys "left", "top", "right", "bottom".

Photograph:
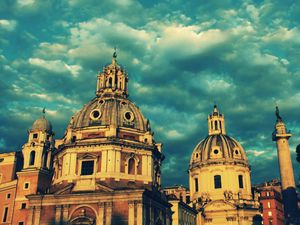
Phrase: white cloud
[
  {"left": 0, "top": 20, "right": 17, "bottom": 31},
  {"left": 247, "top": 150, "right": 265, "bottom": 157},
  {"left": 28, "top": 58, "right": 82, "bottom": 76},
  {"left": 166, "top": 129, "right": 184, "bottom": 140},
  {"left": 17, "top": 0, "right": 35, "bottom": 6}
]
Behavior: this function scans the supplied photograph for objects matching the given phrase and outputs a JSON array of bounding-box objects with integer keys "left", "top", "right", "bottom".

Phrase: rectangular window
[
  {"left": 19, "top": 222, "right": 24, "bottom": 225},
  {"left": 238, "top": 175, "right": 244, "bottom": 188},
  {"left": 194, "top": 178, "right": 199, "bottom": 192},
  {"left": 3, "top": 207, "right": 8, "bottom": 222},
  {"left": 81, "top": 160, "right": 94, "bottom": 175},
  {"left": 33, "top": 133, "right": 38, "bottom": 139},
  {"left": 214, "top": 175, "right": 222, "bottom": 189},
  {"left": 24, "top": 182, "right": 29, "bottom": 190},
  {"left": 6, "top": 193, "right": 11, "bottom": 199},
  {"left": 21, "top": 203, "right": 26, "bottom": 209}
]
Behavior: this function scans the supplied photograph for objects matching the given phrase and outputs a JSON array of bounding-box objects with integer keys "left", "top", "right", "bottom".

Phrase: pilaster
[
  {"left": 33, "top": 206, "right": 41, "bottom": 225},
  {"left": 128, "top": 201, "right": 135, "bottom": 225},
  {"left": 97, "top": 202, "right": 105, "bottom": 225},
  {"left": 55, "top": 205, "right": 62, "bottom": 225},
  {"left": 105, "top": 202, "right": 112, "bottom": 225}
]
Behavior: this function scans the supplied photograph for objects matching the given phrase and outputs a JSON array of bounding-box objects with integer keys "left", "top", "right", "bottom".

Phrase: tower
[
  {"left": 189, "top": 105, "right": 260, "bottom": 225},
  {"left": 272, "top": 106, "right": 299, "bottom": 223}
]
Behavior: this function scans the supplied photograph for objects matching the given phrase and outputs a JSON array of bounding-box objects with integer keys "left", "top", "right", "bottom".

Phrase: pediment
[
  {"left": 78, "top": 153, "right": 97, "bottom": 160},
  {"left": 204, "top": 200, "right": 236, "bottom": 211},
  {"left": 54, "top": 183, "right": 74, "bottom": 195},
  {"left": 95, "top": 182, "right": 114, "bottom": 192}
]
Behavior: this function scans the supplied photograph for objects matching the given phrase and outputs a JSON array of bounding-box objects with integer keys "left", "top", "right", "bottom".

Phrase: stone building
[
  {"left": 163, "top": 186, "right": 197, "bottom": 225},
  {"left": 189, "top": 105, "right": 260, "bottom": 225},
  {"left": 0, "top": 53, "right": 172, "bottom": 225}
]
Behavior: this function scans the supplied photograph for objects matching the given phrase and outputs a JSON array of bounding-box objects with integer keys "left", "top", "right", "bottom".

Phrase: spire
[
  {"left": 96, "top": 49, "right": 129, "bottom": 98},
  {"left": 208, "top": 104, "right": 226, "bottom": 135}
]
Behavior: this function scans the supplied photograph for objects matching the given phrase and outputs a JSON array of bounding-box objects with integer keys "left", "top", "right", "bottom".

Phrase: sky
[{"left": 0, "top": 0, "right": 299, "bottom": 187}]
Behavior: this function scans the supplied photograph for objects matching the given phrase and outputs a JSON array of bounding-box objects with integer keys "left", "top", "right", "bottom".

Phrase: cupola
[
  {"left": 96, "top": 49, "right": 128, "bottom": 98},
  {"left": 208, "top": 105, "right": 226, "bottom": 135}
]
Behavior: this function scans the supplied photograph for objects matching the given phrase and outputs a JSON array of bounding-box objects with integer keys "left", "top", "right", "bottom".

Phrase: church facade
[
  {"left": 189, "top": 105, "right": 260, "bottom": 225},
  {"left": 0, "top": 53, "right": 172, "bottom": 225}
]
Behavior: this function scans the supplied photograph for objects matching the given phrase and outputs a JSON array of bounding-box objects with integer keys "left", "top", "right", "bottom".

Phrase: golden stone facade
[{"left": 189, "top": 105, "right": 260, "bottom": 225}]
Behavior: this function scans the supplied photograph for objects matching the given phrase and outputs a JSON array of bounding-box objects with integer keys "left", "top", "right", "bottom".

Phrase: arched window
[
  {"left": 29, "top": 151, "right": 36, "bottom": 166},
  {"left": 108, "top": 77, "right": 112, "bottom": 87},
  {"left": 128, "top": 158, "right": 135, "bottom": 175},
  {"left": 214, "top": 175, "right": 222, "bottom": 189},
  {"left": 214, "top": 121, "right": 218, "bottom": 130},
  {"left": 238, "top": 175, "right": 244, "bottom": 188}
]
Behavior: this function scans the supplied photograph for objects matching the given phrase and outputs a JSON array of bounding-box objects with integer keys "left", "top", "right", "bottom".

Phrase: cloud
[
  {"left": 29, "top": 58, "right": 82, "bottom": 76},
  {"left": 0, "top": 0, "right": 299, "bottom": 188},
  {"left": 0, "top": 20, "right": 17, "bottom": 31}
]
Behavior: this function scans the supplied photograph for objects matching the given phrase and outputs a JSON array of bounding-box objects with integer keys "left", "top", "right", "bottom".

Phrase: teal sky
[{"left": 0, "top": 0, "right": 299, "bottom": 186}]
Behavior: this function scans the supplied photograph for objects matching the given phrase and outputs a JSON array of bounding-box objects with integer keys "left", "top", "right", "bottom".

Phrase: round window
[
  {"left": 90, "top": 109, "right": 101, "bottom": 120},
  {"left": 213, "top": 149, "right": 219, "bottom": 154},
  {"left": 124, "top": 111, "right": 134, "bottom": 122}
]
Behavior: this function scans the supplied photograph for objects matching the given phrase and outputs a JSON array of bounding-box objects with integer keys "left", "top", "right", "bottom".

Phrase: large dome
[
  {"left": 190, "top": 134, "right": 248, "bottom": 165},
  {"left": 69, "top": 96, "right": 149, "bottom": 131},
  {"left": 31, "top": 116, "right": 52, "bottom": 133}
]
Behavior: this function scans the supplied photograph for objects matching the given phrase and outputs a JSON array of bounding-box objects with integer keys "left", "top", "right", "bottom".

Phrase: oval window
[
  {"left": 90, "top": 109, "right": 101, "bottom": 120},
  {"left": 235, "top": 150, "right": 239, "bottom": 155},
  {"left": 124, "top": 111, "right": 134, "bottom": 122}
]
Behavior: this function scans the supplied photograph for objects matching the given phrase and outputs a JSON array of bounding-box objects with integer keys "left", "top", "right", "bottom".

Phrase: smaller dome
[
  {"left": 32, "top": 116, "right": 52, "bottom": 132},
  {"left": 190, "top": 134, "right": 248, "bottom": 166}
]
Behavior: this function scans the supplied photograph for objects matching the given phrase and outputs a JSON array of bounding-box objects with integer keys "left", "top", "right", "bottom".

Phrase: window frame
[
  {"left": 238, "top": 175, "right": 244, "bottom": 189},
  {"left": 80, "top": 160, "right": 95, "bottom": 176},
  {"left": 214, "top": 175, "right": 222, "bottom": 189}
]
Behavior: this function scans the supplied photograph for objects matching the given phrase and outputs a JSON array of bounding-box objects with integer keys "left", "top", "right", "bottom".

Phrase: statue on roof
[{"left": 275, "top": 106, "right": 282, "bottom": 122}]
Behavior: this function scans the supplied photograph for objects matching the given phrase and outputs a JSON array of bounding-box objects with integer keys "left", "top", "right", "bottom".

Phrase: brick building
[{"left": 255, "top": 179, "right": 284, "bottom": 225}]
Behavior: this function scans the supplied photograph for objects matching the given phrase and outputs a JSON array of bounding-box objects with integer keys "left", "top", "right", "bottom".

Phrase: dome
[
  {"left": 69, "top": 96, "right": 149, "bottom": 132},
  {"left": 190, "top": 134, "right": 248, "bottom": 165},
  {"left": 32, "top": 116, "right": 52, "bottom": 132},
  {"left": 189, "top": 105, "right": 248, "bottom": 168}
]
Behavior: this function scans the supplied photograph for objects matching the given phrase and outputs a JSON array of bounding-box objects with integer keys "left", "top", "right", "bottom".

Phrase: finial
[
  {"left": 275, "top": 106, "right": 282, "bottom": 122},
  {"left": 42, "top": 107, "right": 46, "bottom": 118}
]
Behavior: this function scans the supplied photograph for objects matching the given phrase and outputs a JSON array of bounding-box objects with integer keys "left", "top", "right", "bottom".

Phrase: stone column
[
  {"left": 62, "top": 205, "right": 69, "bottom": 224},
  {"left": 55, "top": 205, "right": 62, "bottom": 225},
  {"left": 97, "top": 203, "right": 105, "bottom": 225},
  {"left": 128, "top": 201, "right": 135, "bottom": 225},
  {"left": 105, "top": 202, "right": 112, "bottom": 225},
  {"left": 136, "top": 201, "right": 143, "bottom": 225},
  {"left": 33, "top": 206, "right": 41, "bottom": 225}
]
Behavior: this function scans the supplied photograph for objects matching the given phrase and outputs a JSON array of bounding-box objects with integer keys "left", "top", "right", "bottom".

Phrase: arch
[
  {"left": 125, "top": 154, "right": 139, "bottom": 175},
  {"left": 69, "top": 205, "right": 97, "bottom": 221},
  {"left": 128, "top": 158, "right": 135, "bottom": 175},
  {"left": 214, "top": 120, "right": 218, "bottom": 130},
  {"left": 214, "top": 175, "right": 222, "bottom": 189},
  {"left": 29, "top": 151, "right": 36, "bottom": 166}
]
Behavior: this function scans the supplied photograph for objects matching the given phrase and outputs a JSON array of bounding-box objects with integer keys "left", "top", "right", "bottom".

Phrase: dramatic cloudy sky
[{"left": 0, "top": 0, "right": 299, "bottom": 187}]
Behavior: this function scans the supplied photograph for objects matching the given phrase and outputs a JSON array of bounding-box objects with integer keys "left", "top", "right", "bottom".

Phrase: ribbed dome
[
  {"left": 32, "top": 116, "right": 52, "bottom": 132},
  {"left": 190, "top": 134, "right": 248, "bottom": 165},
  {"left": 69, "top": 96, "right": 150, "bottom": 131}
]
